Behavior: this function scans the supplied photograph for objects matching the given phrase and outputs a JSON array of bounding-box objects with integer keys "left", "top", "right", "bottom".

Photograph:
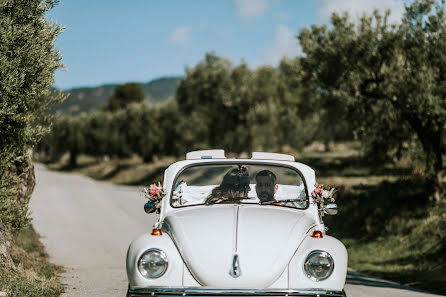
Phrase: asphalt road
[{"left": 29, "top": 164, "right": 443, "bottom": 297}]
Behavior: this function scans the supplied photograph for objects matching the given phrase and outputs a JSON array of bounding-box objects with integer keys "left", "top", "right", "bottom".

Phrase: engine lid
[{"left": 164, "top": 204, "right": 314, "bottom": 288}]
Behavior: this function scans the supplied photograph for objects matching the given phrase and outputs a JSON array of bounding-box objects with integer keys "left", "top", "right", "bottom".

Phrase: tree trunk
[
  {"left": 324, "top": 139, "right": 331, "bottom": 152},
  {"left": 0, "top": 218, "right": 15, "bottom": 269},
  {"left": 422, "top": 138, "right": 443, "bottom": 203},
  {"left": 14, "top": 156, "right": 36, "bottom": 206},
  {"left": 0, "top": 155, "right": 35, "bottom": 270},
  {"left": 69, "top": 150, "right": 78, "bottom": 168},
  {"left": 397, "top": 106, "right": 444, "bottom": 203},
  {"left": 143, "top": 154, "right": 153, "bottom": 163}
]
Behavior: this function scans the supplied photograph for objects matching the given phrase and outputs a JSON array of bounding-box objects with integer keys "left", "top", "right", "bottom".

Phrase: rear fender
[
  {"left": 288, "top": 235, "right": 348, "bottom": 290},
  {"left": 126, "top": 232, "right": 183, "bottom": 287}
]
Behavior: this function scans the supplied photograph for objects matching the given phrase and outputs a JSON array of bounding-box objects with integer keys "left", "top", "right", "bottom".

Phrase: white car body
[{"left": 126, "top": 150, "right": 348, "bottom": 297}]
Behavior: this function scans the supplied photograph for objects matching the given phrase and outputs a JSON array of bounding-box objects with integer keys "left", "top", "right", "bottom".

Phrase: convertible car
[{"left": 126, "top": 150, "right": 347, "bottom": 297}]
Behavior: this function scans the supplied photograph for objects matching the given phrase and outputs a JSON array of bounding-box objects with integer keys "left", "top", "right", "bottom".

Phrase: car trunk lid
[{"left": 163, "top": 204, "right": 314, "bottom": 288}]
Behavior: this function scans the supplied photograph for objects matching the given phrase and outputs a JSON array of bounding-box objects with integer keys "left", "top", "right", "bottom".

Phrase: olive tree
[
  {"left": 0, "top": 0, "right": 64, "bottom": 267},
  {"left": 299, "top": 0, "right": 446, "bottom": 201},
  {"left": 105, "top": 82, "right": 146, "bottom": 111},
  {"left": 176, "top": 53, "right": 234, "bottom": 151}
]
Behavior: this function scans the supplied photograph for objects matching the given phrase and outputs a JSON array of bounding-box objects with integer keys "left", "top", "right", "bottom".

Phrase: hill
[{"left": 50, "top": 76, "right": 181, "bottom": 115}]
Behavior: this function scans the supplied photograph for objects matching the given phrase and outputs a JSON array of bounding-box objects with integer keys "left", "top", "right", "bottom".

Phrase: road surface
[{"left": 29, "top": 165, "right": 443, "bottom": 297}]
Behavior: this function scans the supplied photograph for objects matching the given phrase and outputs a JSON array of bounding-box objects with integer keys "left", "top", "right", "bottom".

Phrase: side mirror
[
  {"left": 144, "top": 202, "right": 157, "bottom": 214},
  {"left": 324, "top": 203, "right": 338, "bottom": 215}
]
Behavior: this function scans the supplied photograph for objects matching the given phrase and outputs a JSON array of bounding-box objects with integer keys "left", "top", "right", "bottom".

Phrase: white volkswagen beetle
[{"left": 126, "top": 150, "right": 348, "bottom": 297}]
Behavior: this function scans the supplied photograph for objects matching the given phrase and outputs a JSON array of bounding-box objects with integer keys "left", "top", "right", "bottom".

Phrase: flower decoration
[
  {"left": 311, "top": 184, "right": 336, "bottom": 216},
  {"left": 143, "top": 182, "right": 165, "bottom": 214}
]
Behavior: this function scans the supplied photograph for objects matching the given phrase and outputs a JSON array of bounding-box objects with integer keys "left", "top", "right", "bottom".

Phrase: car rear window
[{"left": 171, "top": 163, "right": 308, "bottom": 209}]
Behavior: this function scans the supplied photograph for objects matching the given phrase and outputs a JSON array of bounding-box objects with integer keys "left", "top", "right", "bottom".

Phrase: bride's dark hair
[{"left": 205, "top": 165, "right": 250, "bottom": 203}]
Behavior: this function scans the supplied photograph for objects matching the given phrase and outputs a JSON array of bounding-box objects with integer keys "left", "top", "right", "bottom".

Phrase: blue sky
[{"left": 48, "top": 0, "right": 405, "bottom": 90}]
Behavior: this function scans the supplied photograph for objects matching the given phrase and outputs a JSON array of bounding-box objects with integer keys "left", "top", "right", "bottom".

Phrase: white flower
[{"left": 322, "top": 190, "right": 330, "bottom": 198}]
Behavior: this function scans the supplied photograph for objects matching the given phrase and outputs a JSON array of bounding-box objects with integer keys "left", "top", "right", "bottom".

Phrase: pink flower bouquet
[
  {"left": 143, "top": 182, "right": 165, "bottom": 214},
  {"left": 311, "top": 184, "right": 336, "bottom": 216}
]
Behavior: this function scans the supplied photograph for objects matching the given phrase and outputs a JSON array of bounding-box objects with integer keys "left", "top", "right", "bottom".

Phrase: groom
[{"left": 255, "top": 170, "right": 278, "bottom": 203}]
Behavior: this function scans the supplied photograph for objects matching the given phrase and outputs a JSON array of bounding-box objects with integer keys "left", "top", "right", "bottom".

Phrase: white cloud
[
  {"left": 317, "top": 0, "right": 405, "bottom": 24},
  {"left": 169, "top": 26, "right": 191, "bottom": 46},
  {"left": 233, "top": 0, "right": 268, "bottom": 20},
  {"left": 263, "top": 24, "right": 301, "bottom": 66}
]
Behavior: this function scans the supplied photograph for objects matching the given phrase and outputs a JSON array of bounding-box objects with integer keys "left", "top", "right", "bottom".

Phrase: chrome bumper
[{"left": 128, "top": 287, "right": 346, "bottom": 297}]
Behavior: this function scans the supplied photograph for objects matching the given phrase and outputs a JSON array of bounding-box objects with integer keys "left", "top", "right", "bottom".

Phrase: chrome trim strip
[
  {"left": 129, "top": 287, "right": 346, "bottom": 297},
  {"left": 229, "top": 205, "right": 242, "bottom": 278},
  {"left": 234, "top": 205, "right": 240, "bottom": 253}
]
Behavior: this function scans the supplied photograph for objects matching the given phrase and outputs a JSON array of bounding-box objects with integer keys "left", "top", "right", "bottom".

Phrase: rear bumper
[{"left": 128, "top": 287, "right": 346, "bottom": 297}]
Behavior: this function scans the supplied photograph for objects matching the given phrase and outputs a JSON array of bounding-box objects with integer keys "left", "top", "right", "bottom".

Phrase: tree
[
  {"left": 66, "top": 116, "right": 87, "bottom": 167},
  {"left": 175, "top": 52, "right": 320, "bottom": 154},
  {"left": 276, "top": 57, "right": 321, "bottom": 151},
  {"left": 157, "top": 99, "right": 183, "bottom": 157},
  {"left": 225, "top": 62, "right": 254, "bottom": 153},
  {"left": 83, "top": 111, "right": 113, "bottom": 158},
  {"left": 106, "top": 82, "right": 146, "bottom": 111},
  {"left": 299, "top": 0, "right": 446, "bottom": 201},
  {"left": 249, "top": 66, "right": 281, "bottom": 151},
  {"left": 0, "top": 0, "right": 64, "bottom": 267},
  {"left": 176, "top": 53, "right": 233, "bottom": 151},
  {"left": 123, "top": 102, "right": 159, "bottom": 162}
]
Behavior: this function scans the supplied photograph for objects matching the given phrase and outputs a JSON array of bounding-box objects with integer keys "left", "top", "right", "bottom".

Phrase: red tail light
[
  {"left": 312, "top": 231, "right": 323, "bottom": 238},
  {"left": 151, "top": 228, "right": 163, "bottom": 236}
]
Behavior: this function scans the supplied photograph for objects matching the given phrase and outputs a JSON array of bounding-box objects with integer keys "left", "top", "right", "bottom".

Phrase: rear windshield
[{"left": 171, "top": 163, "right": 308, "bottom": 209}]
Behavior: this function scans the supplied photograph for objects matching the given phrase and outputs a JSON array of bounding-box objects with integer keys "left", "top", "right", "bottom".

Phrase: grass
[
  {"left": 44, "top": 154, "right": 176, "bottom": 186},
  {"left": 300, "top": 142, "right": 446, "bottom": 295},
  {"left": 38, "top": 142, "right": 446, "bottom": 295},
  {"left": 0, "top": 224, "right": 63, "bottom": 297},
  {"left": 344, "top": 235, "right": 446, "bottom": 294}
]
